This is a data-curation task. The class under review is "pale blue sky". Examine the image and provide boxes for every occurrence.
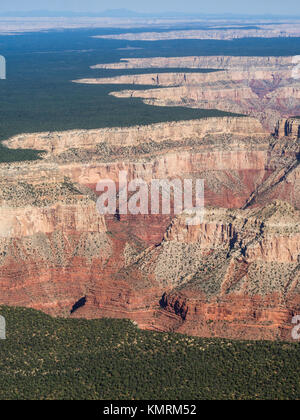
[0,0,299,15]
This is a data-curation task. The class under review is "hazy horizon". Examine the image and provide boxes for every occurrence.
[0,0,300,17]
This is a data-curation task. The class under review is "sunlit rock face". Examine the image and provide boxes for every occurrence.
[93,25,300,41]
[78,56,300,130]
[0,109,299,342]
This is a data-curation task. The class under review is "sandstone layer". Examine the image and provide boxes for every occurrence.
[94,23,300,40]
[83,56,300,129]
[0,116,299,341]
[3,117,268,154]
[91,56,294,70]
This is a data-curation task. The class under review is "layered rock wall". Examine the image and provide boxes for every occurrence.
[3,117,267,154]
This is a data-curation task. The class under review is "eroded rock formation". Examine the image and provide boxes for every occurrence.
[94,23,300,41]
[79,56,300,130]
[0,114,299,341]
[275,118,300,139]
[3,117,268,154]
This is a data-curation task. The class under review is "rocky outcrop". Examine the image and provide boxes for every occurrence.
[1,121,289,213]
[92,56,294,70]
[75,70,291,87]
[67,201,300,341]
[0,110,299,341]
[157,293,298,341]
[1,192,298,340]
[93,24,300,41]
[84,57,300,130]
[134,202,300,341]
[242,130,300,209]
[3,117,268,154]
[275,118,300,139]
[0,197,112,316]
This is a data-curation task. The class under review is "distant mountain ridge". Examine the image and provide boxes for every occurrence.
[0,9,299,19]
[0,9,144,18]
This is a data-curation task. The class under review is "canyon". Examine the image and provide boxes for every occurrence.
[0,110,299,341]
[78,56,300,130]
